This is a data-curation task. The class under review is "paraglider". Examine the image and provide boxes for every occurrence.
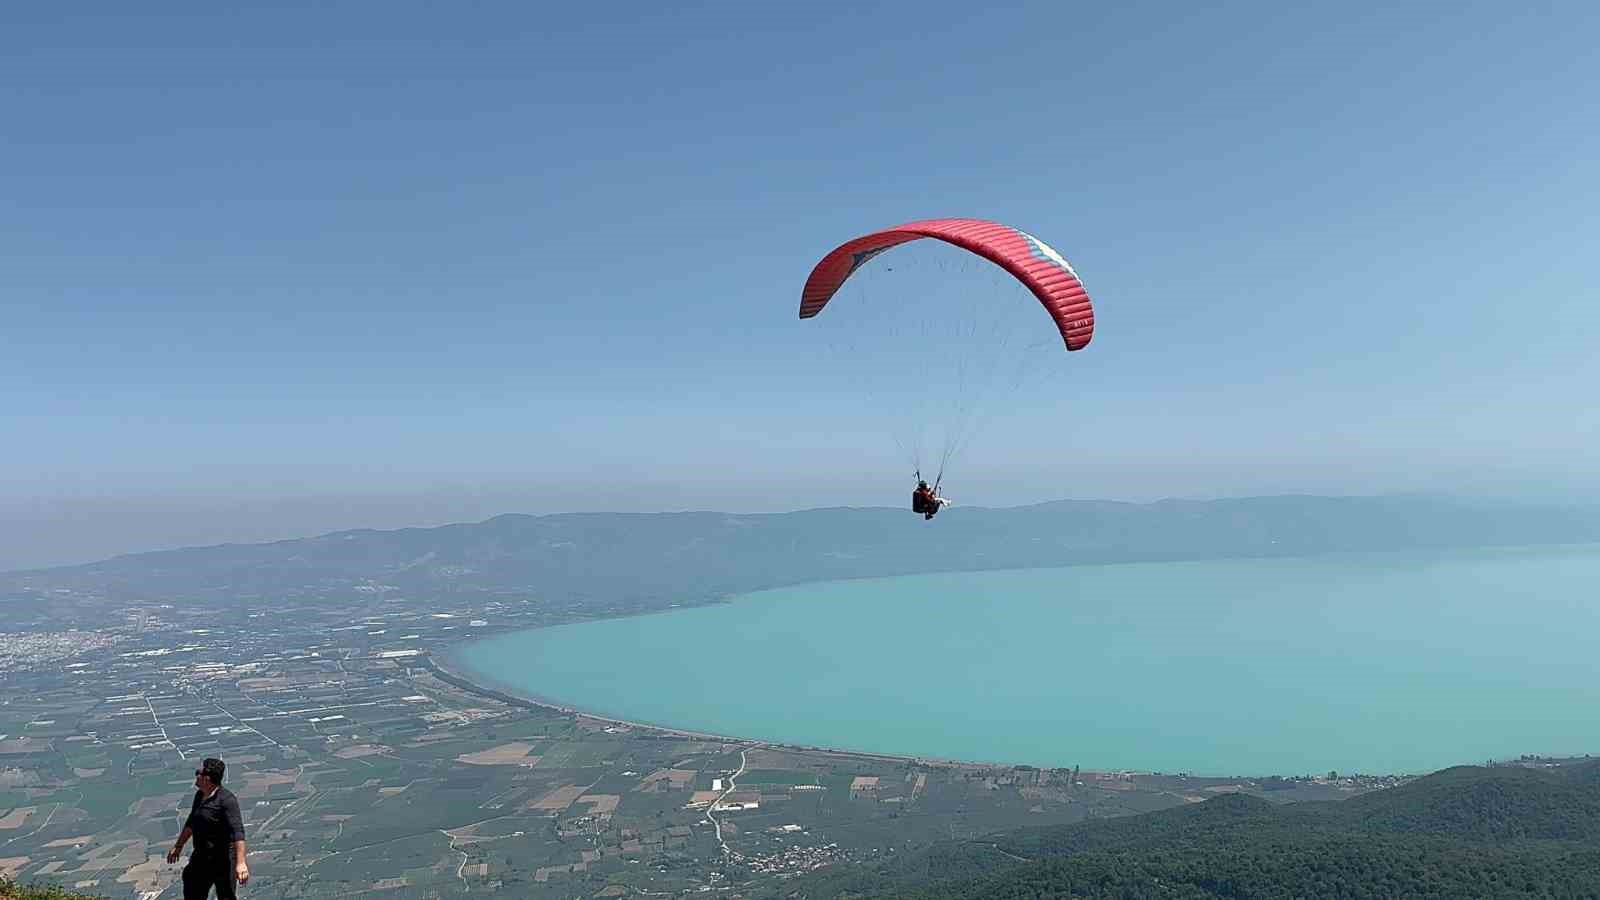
[911,478,949,520]
[799,218,1094,350]
[798,218,1095,519]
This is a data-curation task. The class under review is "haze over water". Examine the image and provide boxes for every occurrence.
[453,544,1600,776]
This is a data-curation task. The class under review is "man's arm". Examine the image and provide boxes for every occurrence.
[226,794,249,883]
[170,791,201,864]
[167,825,192,864]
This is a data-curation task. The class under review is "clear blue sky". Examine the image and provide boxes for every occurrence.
[4,1,1598,567]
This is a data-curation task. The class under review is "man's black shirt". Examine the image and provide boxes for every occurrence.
[185,786,244,861]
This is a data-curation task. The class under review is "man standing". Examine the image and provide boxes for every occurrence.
[167,757,249,898]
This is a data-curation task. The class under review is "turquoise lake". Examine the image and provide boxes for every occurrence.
[449,544,1600,776]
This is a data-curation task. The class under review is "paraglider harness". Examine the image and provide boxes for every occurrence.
[911,470,946,519]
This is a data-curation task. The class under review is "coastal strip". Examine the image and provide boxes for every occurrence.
[418,651,1035,773]
[420,652,756,744]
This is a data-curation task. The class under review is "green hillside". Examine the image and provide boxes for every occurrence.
[779,761,1600,899]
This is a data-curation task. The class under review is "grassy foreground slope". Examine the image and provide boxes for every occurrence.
[0,881,100,900]
[777,761,1600,899]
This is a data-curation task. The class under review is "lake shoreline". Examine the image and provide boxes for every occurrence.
[430,544,1600,778]
[425,648,1076,774]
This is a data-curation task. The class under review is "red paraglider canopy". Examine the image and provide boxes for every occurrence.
[798,218,1094,351]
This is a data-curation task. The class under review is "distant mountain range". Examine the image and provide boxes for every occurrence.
[778,760,1600,898]
[6,495,1600,610]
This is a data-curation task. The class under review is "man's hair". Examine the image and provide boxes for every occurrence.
[201,758,226,784]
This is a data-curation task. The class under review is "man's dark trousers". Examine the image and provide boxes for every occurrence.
[182,857,237,900]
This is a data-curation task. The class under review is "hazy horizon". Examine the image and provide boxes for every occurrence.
[8,481,1600,573]
[7,463,1600,571]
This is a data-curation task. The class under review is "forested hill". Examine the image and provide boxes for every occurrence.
[778,760,1600,899]
[7,496,1600,609]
